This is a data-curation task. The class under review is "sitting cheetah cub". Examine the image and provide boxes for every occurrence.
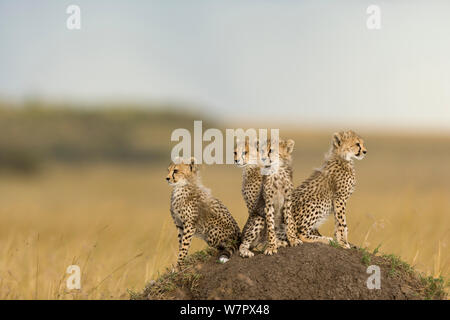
[166,157,241,267]
[240,138,301,256]
[291,130,367,248]
[234,139,290,258]
[233,139,262,216]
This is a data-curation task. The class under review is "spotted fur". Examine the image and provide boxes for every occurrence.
[291,130,367,248]
[166,158,241,266]
[235,139,301,257]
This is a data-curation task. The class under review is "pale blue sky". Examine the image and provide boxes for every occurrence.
[1,0,449,130]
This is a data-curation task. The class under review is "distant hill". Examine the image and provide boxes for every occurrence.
[0,100,214,172]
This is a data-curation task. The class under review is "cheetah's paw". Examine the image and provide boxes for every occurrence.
[276,239,289,248]
[264,245,278,256]
[289,238,303,247]
[340,242,351,249]
[239,247,255,258]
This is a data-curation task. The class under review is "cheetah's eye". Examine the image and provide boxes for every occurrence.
[243,151,248,155]
[233,151,237,156]
[173,169,178,174]
[356,143,360,147]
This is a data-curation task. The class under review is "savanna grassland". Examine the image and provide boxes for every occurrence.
[0,103,448,299]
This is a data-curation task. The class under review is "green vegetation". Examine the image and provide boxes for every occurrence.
[361,248,447,300]
[420,275,447,300]
[360,248,372,266]
[372,244,381,255]
[382,253,414,277]
[328,239,341,248]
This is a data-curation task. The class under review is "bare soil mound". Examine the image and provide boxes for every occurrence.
[133,243,446,300]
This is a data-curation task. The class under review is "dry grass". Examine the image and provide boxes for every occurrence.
[0,132,449,299]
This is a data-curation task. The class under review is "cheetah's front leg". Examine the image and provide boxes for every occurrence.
[177,222,195,266]
[333,198,350,249]
[264,199,278,255]
[283,192,302,247]
[176,225,183,251]
[275,228,288,248]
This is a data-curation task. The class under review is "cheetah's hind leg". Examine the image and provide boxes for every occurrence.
[239,215,265,258]
[299,231,333,245]
[311,228,322,237]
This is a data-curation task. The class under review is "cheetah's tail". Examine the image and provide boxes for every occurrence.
[217,232,241,262]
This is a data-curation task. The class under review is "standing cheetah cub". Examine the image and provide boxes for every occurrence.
[166,157,241,267]
[291,130,367,248]
[234,139,291,258]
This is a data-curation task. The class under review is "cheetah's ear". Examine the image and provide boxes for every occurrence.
[189,157,199,173]
[286,139,295,154]
[333,132,342,148]
[253,138,259,151]
[173,156,183,165]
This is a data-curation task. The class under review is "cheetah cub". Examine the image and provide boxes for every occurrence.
[234,139,291,258]
[291,130,367,248]
[233,139,262,216]
[166,157,241,267]
[259,138,302,255]
[240,139,301,256]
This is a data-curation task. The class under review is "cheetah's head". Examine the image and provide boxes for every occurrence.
[331,130,367,161]
[166,157,199,186]
[234,138,258,167]
[259,138,295,169]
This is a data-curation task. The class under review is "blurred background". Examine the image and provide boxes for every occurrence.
[0,0,448,299]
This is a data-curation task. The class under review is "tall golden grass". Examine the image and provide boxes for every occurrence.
[0,131,448,299]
